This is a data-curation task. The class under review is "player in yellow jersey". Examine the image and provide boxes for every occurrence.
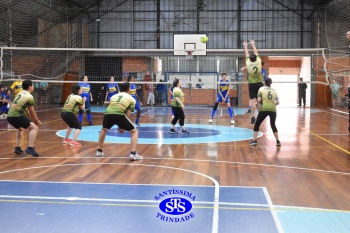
[96,82,143,160]
[169,78,189,135]
[7,79,42,157]
[243,40,264,124]
[61,85,86,146]
[249,78,281,147]
[10,75,23,96]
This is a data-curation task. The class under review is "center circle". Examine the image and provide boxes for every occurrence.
[106,126,221,138]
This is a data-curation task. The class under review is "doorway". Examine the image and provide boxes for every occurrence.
[270,75,310,107]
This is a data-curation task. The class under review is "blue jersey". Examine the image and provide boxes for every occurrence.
[106,83,119,95]
[130,83,137,97]
[79,82,91,100]
[129,83,141,110]
[262,68,267,81]
[219,80,229,95]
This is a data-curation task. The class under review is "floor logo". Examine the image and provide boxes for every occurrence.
[154,188,195,222]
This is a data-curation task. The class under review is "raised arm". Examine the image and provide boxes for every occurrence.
[243,41,249,57]
[250,40,259,56]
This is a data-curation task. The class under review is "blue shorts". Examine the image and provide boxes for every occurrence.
[84,100,91,110]
[216,93,230,103]
[132,96,141,111]
[107,93,117,101]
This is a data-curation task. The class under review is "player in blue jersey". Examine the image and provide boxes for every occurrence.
[78,76,93,126]
[127,76,142,127]
[105,76,119,102]
[208,73,235,125]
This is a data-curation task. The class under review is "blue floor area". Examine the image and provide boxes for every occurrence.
[1,181,348,232]
[56,123,263,144]
[0,181,280,233]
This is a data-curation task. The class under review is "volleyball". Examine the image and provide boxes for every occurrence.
[201,36,208,43]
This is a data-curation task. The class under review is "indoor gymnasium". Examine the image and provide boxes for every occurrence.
[0,0,349,232]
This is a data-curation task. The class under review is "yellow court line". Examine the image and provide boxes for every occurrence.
[309,129,350,155]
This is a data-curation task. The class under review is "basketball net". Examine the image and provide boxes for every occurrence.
[185,51,193,59]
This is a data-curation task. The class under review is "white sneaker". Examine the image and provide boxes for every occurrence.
[208,118,213,123]
[231,119,235,125]
[96,150,104,157]
[130,153,143,161]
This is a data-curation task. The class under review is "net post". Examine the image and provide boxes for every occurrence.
[0,47,2,80]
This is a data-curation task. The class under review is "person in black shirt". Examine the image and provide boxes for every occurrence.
[298,77,307,107]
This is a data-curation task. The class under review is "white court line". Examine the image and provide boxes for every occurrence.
[0,162,220,233]
[140,109,155,116]
[263,187,284,233]
[0,195,269,207]
[0,157,350,176]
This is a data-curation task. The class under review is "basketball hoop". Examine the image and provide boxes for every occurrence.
[185,51,193,59]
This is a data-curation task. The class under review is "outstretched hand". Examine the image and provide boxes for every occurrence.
[242,41,248,47]
[250,40,255,45]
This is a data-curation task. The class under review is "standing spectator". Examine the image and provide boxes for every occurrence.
[7,79,42,157]
[330,79,340,107]
[346,82,350,133]
[196,78,203,89]
[298,77,307,107]
[105,76,119,102]
[136,83,143,102]
[96,82,143,161]
[147,83,155,105]
[97,85,105,106]
[156,79,166,105]
[169,78,189,135]
[249,78,281,147]
[38,81,49,104]
[0,86,6,118]
[78,76,93,125]
[61,84,86,146]
[4,89,11,115]
[10,75,23,96]
[243,40,264,124]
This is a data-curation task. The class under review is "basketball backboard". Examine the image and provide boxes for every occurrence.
[174,34,207,56]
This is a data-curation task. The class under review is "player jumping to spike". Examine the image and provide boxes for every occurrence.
[243,40,264,124]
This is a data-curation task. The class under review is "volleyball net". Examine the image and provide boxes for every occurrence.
[0,47,345,108]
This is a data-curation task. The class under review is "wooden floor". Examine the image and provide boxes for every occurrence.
[0,104,350,213]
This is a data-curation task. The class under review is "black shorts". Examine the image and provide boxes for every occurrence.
[7,116,32,129]
[249,82,264,99]
[61,112,81,129]
[102,114,135,131]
